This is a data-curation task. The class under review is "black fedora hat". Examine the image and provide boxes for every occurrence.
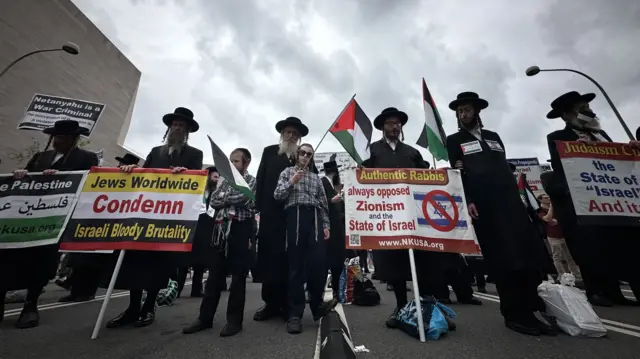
[162,107,199,132]
[275,116,309,137]
[448,92,489,111]
[546,91,596,119]
[373,107,408,130]
[42,120,89,136]
[114,153,140,166]
[323,160,340,172]
[206,166,218,173]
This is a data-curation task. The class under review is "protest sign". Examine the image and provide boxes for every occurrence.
[17,94,106,136]
[315,151,357,184]
[558,141,640,226]
[344,168,476,253]
[507,157,544,194]
[59,168,207,252]
[0,171,86,249]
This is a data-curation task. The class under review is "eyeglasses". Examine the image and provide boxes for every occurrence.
[298,150,313,158]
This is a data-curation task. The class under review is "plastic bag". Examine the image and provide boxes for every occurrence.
[538,281,606,337]
[397,297,456,340]
[156,279,179,307]
[338,257,361,304]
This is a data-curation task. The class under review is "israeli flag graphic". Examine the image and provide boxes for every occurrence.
[412,192,468,229]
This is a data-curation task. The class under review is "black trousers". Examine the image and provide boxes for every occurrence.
[494,269,545,321]
[329,265,342,293]
[69,265,101,297]
[359,251,369,273]
[286,206,326,319]
[435,269,474,301]
[198,219,251,325]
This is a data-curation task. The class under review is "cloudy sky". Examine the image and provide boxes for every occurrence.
[72,0,640,173]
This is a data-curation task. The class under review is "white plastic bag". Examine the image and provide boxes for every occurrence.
[538,281,606,337]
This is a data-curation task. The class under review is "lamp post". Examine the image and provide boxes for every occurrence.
[525,65,634,140]
[0,42,79,80]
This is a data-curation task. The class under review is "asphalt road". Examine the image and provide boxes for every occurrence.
[2,279,640,359]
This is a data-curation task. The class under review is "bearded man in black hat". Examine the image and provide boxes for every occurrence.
[546,91,640,306]
[445,92,553,336]
[105,107,203,329]
[320,156,346,298]
[362,107,445,329]
[254,116,314,322]
[0,120,98,329]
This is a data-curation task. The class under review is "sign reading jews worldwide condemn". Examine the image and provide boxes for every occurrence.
[17,94,106,136]
[558,141,640,226]
[0,172,86,249]
[59,168,207,252]
[344,168,476,253]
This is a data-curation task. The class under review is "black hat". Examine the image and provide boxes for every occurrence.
[162,107,199,132]
[43,120,89,136]
[323,160,340,173]
[275,117,309,137]
[206,166,218,173]
[114,153,140,165]
[508,162,517,172]
[373,107,408,130]
[546,91,596,119]
[448,92,489,111]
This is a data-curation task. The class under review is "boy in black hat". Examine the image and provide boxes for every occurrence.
[446,92,553,336]
[0,120,98,329]
[106,107,203,329]
[546,91,640,306]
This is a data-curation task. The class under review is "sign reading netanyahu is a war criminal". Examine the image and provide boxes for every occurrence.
[59,167,207,252]
[557,141,640,227]
[344,168,477,253]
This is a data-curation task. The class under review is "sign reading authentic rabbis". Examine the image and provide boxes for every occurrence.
[17,94,106,136]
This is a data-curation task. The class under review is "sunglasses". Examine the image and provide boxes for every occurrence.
[298,150,313,158]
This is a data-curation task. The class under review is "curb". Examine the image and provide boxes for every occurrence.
[319,308,356,359]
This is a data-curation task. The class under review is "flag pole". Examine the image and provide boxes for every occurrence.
[432,155,437,169]
[314,93,356,151]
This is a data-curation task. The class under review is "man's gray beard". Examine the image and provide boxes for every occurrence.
[278,141,298,157]
[165,130,186,148]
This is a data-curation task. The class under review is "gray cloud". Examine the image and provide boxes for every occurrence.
[72,0,640,171]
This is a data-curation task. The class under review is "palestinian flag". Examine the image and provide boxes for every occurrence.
[517,173,539,211]
[329,97,373,165]
[207,135,255,200]
[416,78,449,161]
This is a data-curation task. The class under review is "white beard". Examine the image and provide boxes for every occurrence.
[278,141,298,157]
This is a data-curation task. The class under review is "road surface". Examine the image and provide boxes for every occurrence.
[2,278,639,358]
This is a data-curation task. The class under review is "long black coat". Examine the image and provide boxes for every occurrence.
[546,125,614,274]
[321,176,346,269]
[106,144,203,291]
[255,145,295,284]
[446,129,548,275]
[189,188,218,268]
[361,139,446,282]
[0,147,98,290]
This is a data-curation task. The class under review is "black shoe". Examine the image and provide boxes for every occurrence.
[371,273,377,280]
[15,305,40,329]
[533,316,558,336]
[477,286,487,293]
[253,305,280,321]
[182,320,212,334]
[459,297,482,305]
[588,294,614,307]
[505,320,540,336]
[313,298,338,322]
[134,311,155,327]
[385,307,400,329]
[58,294,94,303]
[286,317,302,334]
[106,310,139,328]
[220,322,242,337]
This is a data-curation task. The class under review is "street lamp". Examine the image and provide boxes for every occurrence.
[0,42,80,79]
[526,65,634,140]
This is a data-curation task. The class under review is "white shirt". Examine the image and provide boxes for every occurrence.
[386,138,398,151]
[52,153,63,164]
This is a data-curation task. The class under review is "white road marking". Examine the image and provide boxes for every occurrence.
[472,291,640,338]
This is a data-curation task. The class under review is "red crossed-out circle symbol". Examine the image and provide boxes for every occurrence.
[421,190,459,232]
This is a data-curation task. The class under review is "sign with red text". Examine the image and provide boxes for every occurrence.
[507,157,545,195]
[344,168,477,253]
[558,141,640,226]
[59,167,207,252]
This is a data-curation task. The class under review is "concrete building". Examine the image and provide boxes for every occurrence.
[0,0,141,172]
